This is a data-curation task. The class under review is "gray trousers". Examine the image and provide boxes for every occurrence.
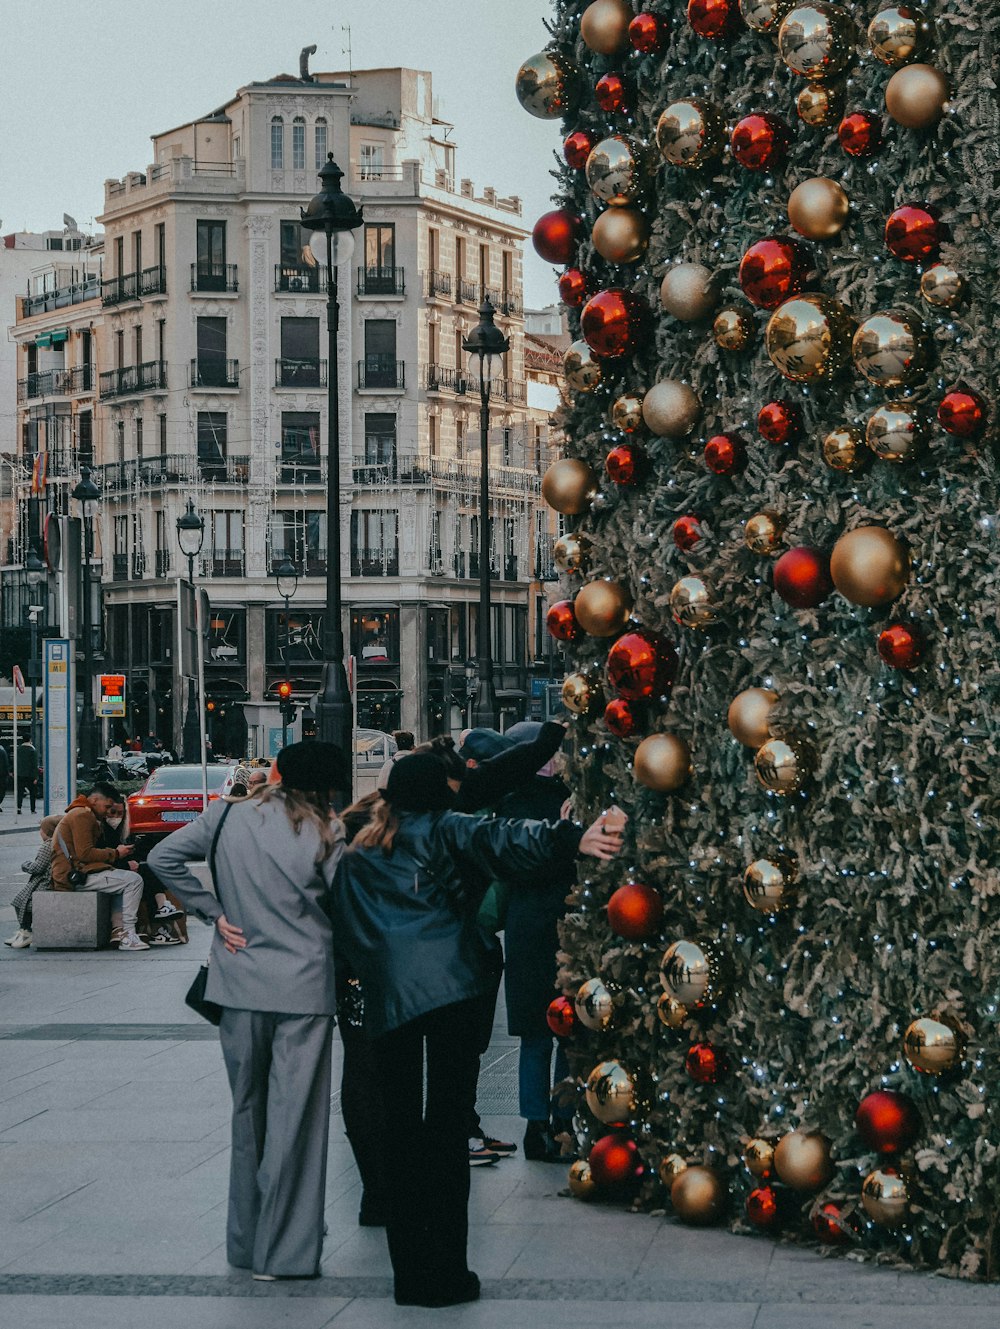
[218,1008,334,1276]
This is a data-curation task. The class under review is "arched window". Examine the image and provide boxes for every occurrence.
[270,116,284,169]
[292,116,306,170]
[314,117,327,169]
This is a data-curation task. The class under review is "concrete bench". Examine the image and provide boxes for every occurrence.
[32,891,112,950]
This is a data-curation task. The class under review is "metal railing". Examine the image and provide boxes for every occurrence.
[190,358,240,389]
[276,458,326,484]
[357,357,405,390]
[202,549,245,577]
[424,364,467,394]
[97,453,250,491]
[99,360,167,399]
[21,275,100,316]
[426,270,452,298]
[139,265,167,297]
[17,365,94,402]
[351,547,400,577]
[456,277,478,304]
[270,551,328,576]
[102,272,139,306]
[112,554,129,582]
[495,379,527,404]
[275,358,327,388]
[155,549,172,577]
[350,452,540,495]
[275,263,326,293]
[190,262,239,293]
[357,266,405,296]
[498,289,523,317]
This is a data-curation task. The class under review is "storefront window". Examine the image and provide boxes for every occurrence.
[351,608,399,664]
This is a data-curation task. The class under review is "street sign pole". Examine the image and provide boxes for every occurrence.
[196,588,209,813]
[43,640,75,816]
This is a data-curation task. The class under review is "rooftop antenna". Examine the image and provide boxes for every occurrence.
[341,25,353,81]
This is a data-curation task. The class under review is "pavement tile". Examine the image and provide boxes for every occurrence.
[327,1298,759,1327]
[0,1296,351,1328]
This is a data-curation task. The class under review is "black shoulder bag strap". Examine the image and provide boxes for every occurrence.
[207,800,234,910]
[183,801,235,1027]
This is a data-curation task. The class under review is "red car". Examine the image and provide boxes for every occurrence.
[127,763,237,851]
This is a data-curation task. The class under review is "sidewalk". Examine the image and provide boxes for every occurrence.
[2,918,1000,1326]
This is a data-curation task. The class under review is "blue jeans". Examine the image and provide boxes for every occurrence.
[518,1034,570,1122]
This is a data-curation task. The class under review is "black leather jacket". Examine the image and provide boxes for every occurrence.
[332,808,583,1038]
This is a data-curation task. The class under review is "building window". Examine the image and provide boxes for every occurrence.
[363,413,396,471]
[280,411,320,476]
[279,317,321,385]
[78,411,93,465]
[270,510,325,575]
[197,411,227,478]
[502,426,512,466]
[195,219,227,289]
[363,319,397,387]
[292,117,306,170]
[209,510,243,559]
[270,116,284,169]
[351,609,399,663]
[115,235,124,277]
[233,135,241,160]
[350,510,399,576]
[365,223,395,272]
[314,118,327,168]
[428,413,438,458]
[359,143,384,180]
[136,417,144,456]
[196,316,228,386]
[116,420,125,464]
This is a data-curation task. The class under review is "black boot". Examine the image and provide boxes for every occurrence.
[523,1120,561,1162]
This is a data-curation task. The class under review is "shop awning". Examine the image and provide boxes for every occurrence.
[34,328,68,348]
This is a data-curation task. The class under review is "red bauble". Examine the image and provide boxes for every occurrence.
[938,388,986,437]
[877,624,923,670]
[629,11,668,52]
[688,0,737,39]
[581,289,648,358]
[685,1043,727,1084]
[559,267,590,308]
[606,442,643,485]
[838,112,881,158]
[757,399,802,446]
[855,1090,920,1155]
[546,994,577,1037]
[589,1134,643,1188]
[731,114,791,172]
[746,1185,781,1230]
[885,205,945,264]
[604,697,642,738]
[607,629,678,699]
[607,881,664,941]
[773,546,832,609]
[739,236,812,310]
[672,514,705,551]
[533,209,582,265]
[563,129,598,171]
[595,72,630,114]
[704,433,747,476]
[813,1201,852,1245]
[546,599,580,643]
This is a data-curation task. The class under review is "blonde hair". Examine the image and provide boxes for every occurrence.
[254,784,341,862]
[345,793,400,855]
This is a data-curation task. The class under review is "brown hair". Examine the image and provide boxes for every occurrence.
[254,785,341,862]
[345,794,400,856]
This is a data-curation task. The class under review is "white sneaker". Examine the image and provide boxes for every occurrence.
[154,901,183,920]
[118,931,150,952]
[149,927,182,946]
[4,929,32,949]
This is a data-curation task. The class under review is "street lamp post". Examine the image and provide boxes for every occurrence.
[176,498,205,761]
[300,156,364,760]
[275,558,299,750]
[24,546,45,753]
[71,467,100,770]
[462,297,510,729]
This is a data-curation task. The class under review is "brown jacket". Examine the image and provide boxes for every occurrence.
[51,797,118,890]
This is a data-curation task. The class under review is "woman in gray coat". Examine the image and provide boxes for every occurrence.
[149,741,347,1281]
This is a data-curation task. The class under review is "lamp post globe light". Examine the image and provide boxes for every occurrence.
[274,557,299,750]
[176,497,205,761]
[462,297,510,729]
[24,545,45,753]
[71,466,101,770]
[300,155,364,764]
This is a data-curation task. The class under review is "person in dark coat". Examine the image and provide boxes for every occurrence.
[0,743,9,809]
[16,737,39,813]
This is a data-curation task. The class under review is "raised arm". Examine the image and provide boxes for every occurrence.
[440,806,624,882]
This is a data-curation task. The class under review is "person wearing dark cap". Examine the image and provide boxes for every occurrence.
[333,752,625,1309]
[149,741,348,1282]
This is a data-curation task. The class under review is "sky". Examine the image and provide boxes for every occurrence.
[0,0,564,309]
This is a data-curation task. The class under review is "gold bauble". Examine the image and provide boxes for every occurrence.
[754,737,813,795]
[563,340,603,394]
[592,206,650,264]
[585,1059,637,1124]
[515,50,578,119]
[713,306,755,351]
[574,579,633,637]
[542,458,598,514]
[885,62,948,128]
[778,4,855,80]
[575,977,614,1031]
[660,939,723,1008]
[656,993,689,1028]
[765,293,854,383]
[659,1153,689,1187]
[920,262,964,310]
[562,672,598,715]
[553,532,591,576]
[852,309,927,388]
[671,1166,726,1224]
[868,5,925,65]
[862,1169,909,1227]
[568,1159,597,1198]
[740,0,792,32]
[773,1132,833,1191]
[728,687,779,747]
[822,425,868,473]
[670,575,718,629]
[745,1138,776,1178]
[611,392,645,434]
[743,856,798,912]
[660,263,720,322]
[830,525,909,607]
[655,99,725,169]
[634,733,691,792]
[744,512,785,555]
[903,1014,965,1074]
[586,135,647,208]
[866,402,924,463]
[787,177,850,241]
[796,81,841,126]
[580,0,634,54]
[641,379,702,437]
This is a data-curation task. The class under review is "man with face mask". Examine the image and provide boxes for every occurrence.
[98,801,184,947]
[51,783,147,951]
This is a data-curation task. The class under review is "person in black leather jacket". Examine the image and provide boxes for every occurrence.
[332,752,623,1310]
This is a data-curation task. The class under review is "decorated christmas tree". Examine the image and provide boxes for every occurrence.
[516,0,1000,1278]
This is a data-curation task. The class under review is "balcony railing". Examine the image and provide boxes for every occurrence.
[97,453,250,491]
[455,277,478,304]
[495,378,527,404]
[357,356,405,390]
[424,364,467,394]
[426,270,452,298]
[132,551,149,580]
[275,358,327,388]
[17,365,94,403]
[99,360,167,399]
[155,549,172,577]
[357,266,405,296]
[112,554,129,582]
[498,289,523,317]
[139,265,167,297]
[275,263,326,293]
[351,547,400,577]
[190,262,239,293]
[277,457,327,485]
[202,549,245,578]
[21,275,100,317]
[102,272,139,306]
[190,358,240,389]
[350,452,540,495]
[270,551,328,576]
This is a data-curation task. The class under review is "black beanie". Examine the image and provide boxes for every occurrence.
[276,740,349,792]
[384,752,454,811]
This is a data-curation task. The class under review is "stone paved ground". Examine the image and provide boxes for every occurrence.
[2,826,1000,1327]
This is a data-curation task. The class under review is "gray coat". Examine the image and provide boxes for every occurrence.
[149,795,344,1016]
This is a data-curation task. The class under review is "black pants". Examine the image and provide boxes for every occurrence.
[339,1014,388,1217]
[16,777,36,813]
[466,943,504,1139]
[371,998,481,1298]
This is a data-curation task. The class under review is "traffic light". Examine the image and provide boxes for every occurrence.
[277,680,296,724]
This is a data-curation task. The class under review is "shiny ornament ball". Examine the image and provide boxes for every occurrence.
[563,340,603,394]
[671,1166,726,1224]
[575,978,615,1031]
[658,1153,689,1187]
[704,433,748,475]
[920,262,964,309]
[797,82,841,126]
[672,514,705,551]
[574,579,633,637]
[533,208,582,264]
[559,267,590,307]
[642,379,703,437]
[606,441,643,485]
[728,687,779,747]
[773,1132,833,1191]
[542,458,597,514]
[554,532,591,576]
[838,110,882,156]
[593,208,650,264]
[754,737,814,794]
[813,1201,852,1244]
[607,629,678,700]
[630,11,669,52]
[903,1014,965,1074]
[660,938,722,1007]
[608,881,664,941]
[562,672,599,715]
[660,263,720,322]
[546,994,577,1037]
[938,388,987,437]
[862,1168,909,1227]
[757,399,801,445]
[868,5,925,65]
[563,129,598,171]
[686,1042,727,1084]
[568,1159,597,1198]
[866,402,923,463]
[885,204,944,263]
[852,310,927,388]
[634,733,692,792]
[595,72,630,115]
[670,575,718,628]
[589,1133,643,1188]
[778,4,855,79]
[731,113,791,171]
[745,1138,776,1178]
[787,177,850,240]
[581,289,648,358]
[656,99,726,168]
[856,1090,920,1154]
[743,856,798,912]
[612,392,645,434]
[747,1185,781,1229]
[586,136,647,208]
[823,425,869,472]
[546,600,580,642]
[740,0,792,32]
[604,697,642,738]
[739,236,813,310]
[585,1059,638,1124]
[580,0,634,54]
[688,0,738,39]
[773,545,832,607]
[713,306,756,351]
[830,526,909,607]
[657,994,689,1028]
[515,50,579,119]
[877,622,923,669]
[885,62,948,128]
[765,293,854,382]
